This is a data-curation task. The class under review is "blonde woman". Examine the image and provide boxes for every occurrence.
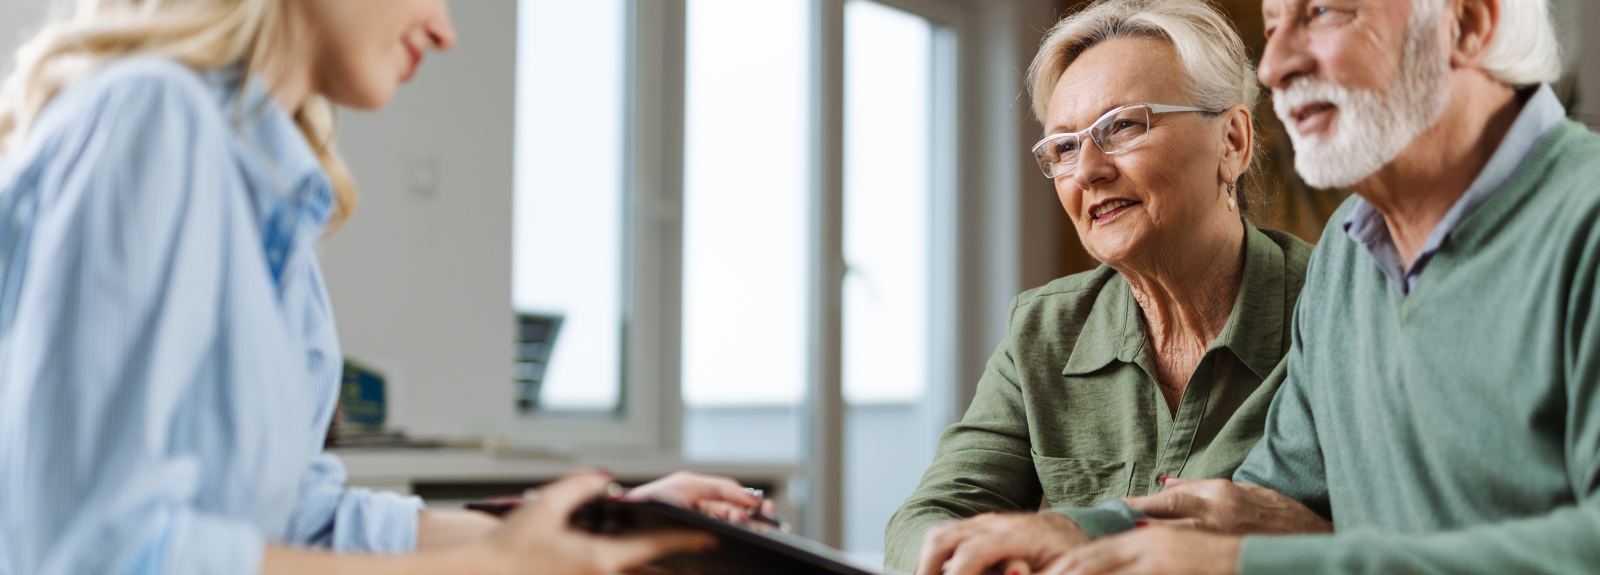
[0,1,756,574]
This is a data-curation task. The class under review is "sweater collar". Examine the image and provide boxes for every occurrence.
[1340,84,1566,295]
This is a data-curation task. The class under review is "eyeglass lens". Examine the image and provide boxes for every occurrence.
[1034,106,1153,178]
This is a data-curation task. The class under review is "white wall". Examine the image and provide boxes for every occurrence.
[0,0,48,71]
[319,1,519,439]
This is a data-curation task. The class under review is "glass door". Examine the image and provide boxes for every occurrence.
[677,0,961,552]
[679,0,812,461]
[841,0,945,558]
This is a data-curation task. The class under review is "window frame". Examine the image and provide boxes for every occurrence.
[508,0,685,451]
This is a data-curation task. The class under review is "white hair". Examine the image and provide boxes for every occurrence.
[1027,0,1262,211]
[1414,0,1563,85]
[1028,0,1259,124]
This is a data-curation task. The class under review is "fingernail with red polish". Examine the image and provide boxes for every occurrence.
[1134,520,1149,528]
[1158,475,1174,485]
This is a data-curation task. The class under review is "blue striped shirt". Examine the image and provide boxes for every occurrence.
[0,57,422,575]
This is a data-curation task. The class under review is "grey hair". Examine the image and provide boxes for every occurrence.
[1027,0,1263,214]
[1412,0,1562,86]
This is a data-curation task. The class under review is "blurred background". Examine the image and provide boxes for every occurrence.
[1,0,1596,563]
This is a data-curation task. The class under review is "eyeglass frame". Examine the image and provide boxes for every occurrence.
[1031,103,1220,179]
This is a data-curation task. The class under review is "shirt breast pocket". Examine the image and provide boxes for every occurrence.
[1031,453,1135,508]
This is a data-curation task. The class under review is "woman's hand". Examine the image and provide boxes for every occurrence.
[914,512,1089,575]
[1122,478,1332,535]
[621,471,773,524]
[261,472,715,575]
[481,471,718,575]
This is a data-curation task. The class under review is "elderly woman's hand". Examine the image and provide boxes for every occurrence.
[914,512,1089,575]
[1122,478,1332,535]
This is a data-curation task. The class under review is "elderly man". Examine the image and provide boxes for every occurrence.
[912,0,1600,573]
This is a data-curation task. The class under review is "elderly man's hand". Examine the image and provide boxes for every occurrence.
[1041,526,1240,575]
[915,512,1089,575]
[1123,478,1331,535]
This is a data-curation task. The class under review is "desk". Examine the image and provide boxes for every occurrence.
[333,448,806,528]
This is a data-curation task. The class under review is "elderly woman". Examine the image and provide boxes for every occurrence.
[883,0,1311,573]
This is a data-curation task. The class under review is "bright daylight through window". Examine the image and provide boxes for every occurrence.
[841,0,937,557]
[514,0,952,558]
[513,0,627,413]
[680,0,811,461]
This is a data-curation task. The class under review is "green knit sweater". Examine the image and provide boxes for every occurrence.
[1233,120,1600,573]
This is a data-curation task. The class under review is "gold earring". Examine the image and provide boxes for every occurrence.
[1226,184,1237,212]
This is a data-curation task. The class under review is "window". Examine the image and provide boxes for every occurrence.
[676,0,959,555]
[508,0,1048,548]
[680,0,811,462]
[512,0,627,413]
[841,0,939,557]
[843,1,932,408]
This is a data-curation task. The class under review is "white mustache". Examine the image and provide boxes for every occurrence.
[1272,78,1358,135]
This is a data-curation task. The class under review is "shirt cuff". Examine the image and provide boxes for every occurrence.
[331,487,424,554]
[162,509,266,575]
[1046,500,1147,538]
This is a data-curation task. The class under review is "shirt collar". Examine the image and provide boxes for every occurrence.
[1211,223,1288,378]
[202,66,336,232]
[1062,222,1288,379]
[1060,271,1146,377]
[1342,83,1567,294]
[200,67,336,287]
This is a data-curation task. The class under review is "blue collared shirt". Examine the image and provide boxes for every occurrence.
[0,58,421,575]
[1342,84,1568,295]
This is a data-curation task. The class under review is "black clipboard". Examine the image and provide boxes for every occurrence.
[468,498,900,575]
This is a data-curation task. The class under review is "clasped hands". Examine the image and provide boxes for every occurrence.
[915,478,1332,575]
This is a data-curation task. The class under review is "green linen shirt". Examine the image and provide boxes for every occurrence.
[1231,121,1600,573]
[883,223,1312,571]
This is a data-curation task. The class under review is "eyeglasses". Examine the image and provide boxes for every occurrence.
[1032,103,1217,179]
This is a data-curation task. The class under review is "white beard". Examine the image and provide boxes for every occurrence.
[1272,27,1452,189]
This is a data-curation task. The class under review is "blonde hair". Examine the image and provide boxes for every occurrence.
[0,0,358,230]
[1028,0,1263,214]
